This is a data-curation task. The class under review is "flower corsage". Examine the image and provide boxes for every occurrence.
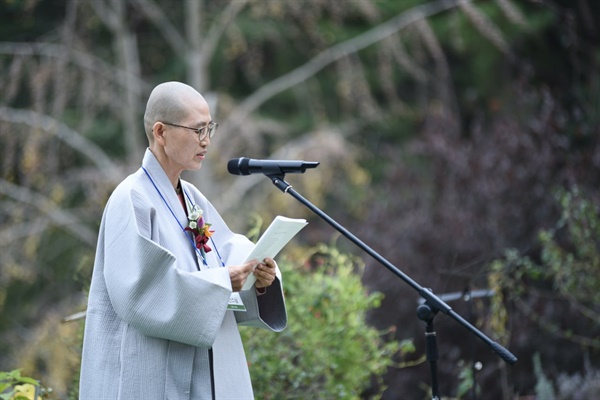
[185,204,214,255]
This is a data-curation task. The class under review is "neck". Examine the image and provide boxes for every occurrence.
[149,147,182,190]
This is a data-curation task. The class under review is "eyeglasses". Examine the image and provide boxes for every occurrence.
[162,121,218,140]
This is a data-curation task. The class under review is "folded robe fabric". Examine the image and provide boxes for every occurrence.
[79,149,287,400]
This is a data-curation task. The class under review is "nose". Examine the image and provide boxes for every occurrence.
[199,134,210,146]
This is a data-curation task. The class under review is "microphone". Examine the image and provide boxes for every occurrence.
[227,157,319,176]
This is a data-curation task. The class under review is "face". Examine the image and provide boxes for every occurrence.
[157,96,212,176]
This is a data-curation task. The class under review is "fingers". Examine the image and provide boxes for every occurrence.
[254,258,277,289]
[227,259,277,292]
[228,260,258,292]
[242,259,258,272]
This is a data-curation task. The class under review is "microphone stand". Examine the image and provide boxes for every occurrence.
[265,174,517,400]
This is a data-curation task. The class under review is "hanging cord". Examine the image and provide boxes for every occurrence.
[142,166,225,267]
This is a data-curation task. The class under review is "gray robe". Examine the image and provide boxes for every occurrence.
[79,150,287,399]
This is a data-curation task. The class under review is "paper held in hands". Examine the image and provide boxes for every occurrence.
[243,215,308,291]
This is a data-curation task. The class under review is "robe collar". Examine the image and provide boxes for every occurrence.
[141,148,188,223]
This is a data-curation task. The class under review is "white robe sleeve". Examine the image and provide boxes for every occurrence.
[102,186,233,348]
[207,218,288,332]
[236,277,287,331]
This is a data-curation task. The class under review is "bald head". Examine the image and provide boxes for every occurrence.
[143,81,207,143]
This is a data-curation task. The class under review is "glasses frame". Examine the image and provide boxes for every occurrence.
[161,121,218,140]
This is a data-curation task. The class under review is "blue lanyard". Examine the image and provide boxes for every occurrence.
[141,166,225,268]
[182,187,226,267]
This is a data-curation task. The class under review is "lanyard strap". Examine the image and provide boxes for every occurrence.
[141,166,224,267]
[183,189,225,267]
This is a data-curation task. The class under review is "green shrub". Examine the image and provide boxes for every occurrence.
[241,243,414,399]
[488,188,600,348]
[0,369,52,400]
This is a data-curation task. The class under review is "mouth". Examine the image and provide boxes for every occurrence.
[196,151,207,160]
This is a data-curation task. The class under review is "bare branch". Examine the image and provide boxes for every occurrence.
[0,179,98,247]
[130,0,187,54]
[0,216,51,247]
[117,30,144,162]
[415,19,450,79]
[460,2,511,55]
[111,8,145,162]
[185,0,203,90]
[495,0,527,27]
[0,42,151,93]
[384,36,429,83]
[89,0,119,31]
[0,107,121,182]
[89,0,145,162]
[227,0,469,128]
[0,55,25,105]
[337,55,380,118]
[201,0,249,67]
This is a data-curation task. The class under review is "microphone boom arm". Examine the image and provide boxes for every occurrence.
[266,173,517,373]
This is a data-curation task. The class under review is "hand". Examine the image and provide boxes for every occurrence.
[228,260,256,292]
[254,258,277,289]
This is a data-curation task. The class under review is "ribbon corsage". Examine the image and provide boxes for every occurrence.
[185,204,214,254]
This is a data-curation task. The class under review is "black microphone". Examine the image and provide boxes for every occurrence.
[227,157,319,176]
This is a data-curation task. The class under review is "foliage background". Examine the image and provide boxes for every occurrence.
[240,243,413,400]
[0,0,599,398]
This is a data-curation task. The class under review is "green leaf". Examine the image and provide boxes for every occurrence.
[16,377,39,386]
[9,370,22,379]
[241,243,405,399]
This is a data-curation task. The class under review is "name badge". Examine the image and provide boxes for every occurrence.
[228,293,246,312]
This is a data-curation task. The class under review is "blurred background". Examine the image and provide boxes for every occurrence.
[0,0,599,399]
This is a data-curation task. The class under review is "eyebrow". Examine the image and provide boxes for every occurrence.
[194,121,212,128]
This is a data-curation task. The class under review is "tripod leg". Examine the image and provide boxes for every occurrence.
[417,303,441,400]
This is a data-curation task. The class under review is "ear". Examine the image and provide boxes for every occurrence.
[153,121,167,145]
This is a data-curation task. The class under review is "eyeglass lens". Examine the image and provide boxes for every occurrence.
[203,122,217,139]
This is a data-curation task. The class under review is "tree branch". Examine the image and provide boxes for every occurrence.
[227,0,469,128]
[0,107,122,182]
[201,0,249,67]
[0,42,151,94]
[130,0,187,54]
[460,1,511,55]
[0,179,97,247]
[89,0,119,31]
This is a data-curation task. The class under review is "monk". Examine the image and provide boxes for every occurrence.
[79,81,287,399]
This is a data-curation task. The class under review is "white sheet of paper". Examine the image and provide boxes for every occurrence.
[242,216,308,290]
